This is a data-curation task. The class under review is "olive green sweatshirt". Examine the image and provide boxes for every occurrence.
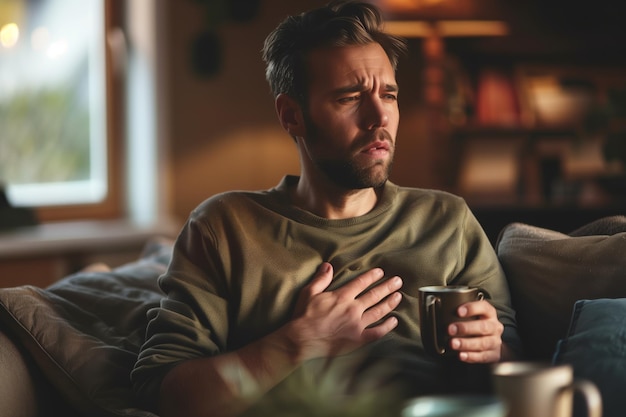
[132,176,519,410]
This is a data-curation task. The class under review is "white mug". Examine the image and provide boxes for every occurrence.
[492,362,602,417]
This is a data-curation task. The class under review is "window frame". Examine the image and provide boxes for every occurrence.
[31,0,124,223]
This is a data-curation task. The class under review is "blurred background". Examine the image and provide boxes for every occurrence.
[1,0,625,282]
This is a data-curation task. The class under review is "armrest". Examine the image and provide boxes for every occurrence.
[0,328,81,417]
[0,328,41,417]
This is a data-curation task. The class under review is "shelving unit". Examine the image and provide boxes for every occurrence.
[386,0,626,243]
[450,124,625,208]
[424,8,626,211]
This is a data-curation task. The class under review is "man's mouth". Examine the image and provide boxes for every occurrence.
[362,140,390,154]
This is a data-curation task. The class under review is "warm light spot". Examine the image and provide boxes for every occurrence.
[384,21,434,37]
[31,26,50,51]
[384,20,509,38]
[380,0,445,12]
[0,22,19,48]
[436,20,509,37]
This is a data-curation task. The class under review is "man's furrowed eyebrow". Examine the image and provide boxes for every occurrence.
[332,84,366,95]
[384,83,399,92]
[332,83,399,95]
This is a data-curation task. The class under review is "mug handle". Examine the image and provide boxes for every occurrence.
[426,295,446,355]
[557,379,602,417]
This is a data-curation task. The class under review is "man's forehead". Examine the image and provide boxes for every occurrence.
[306,43,395,86]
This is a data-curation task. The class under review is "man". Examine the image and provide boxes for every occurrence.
[132,2,520,416]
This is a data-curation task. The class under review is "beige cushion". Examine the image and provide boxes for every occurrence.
[495,220,626,360]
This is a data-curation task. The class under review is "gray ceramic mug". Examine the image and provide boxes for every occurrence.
[418,285,485,358]
[492,362,602,417]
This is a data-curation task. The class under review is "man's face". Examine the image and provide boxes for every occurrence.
[300,42,399,189]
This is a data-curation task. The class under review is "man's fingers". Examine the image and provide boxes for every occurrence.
[304,262,334,295]
[457,300,495,319]
[292,265,403,357]
[337,268,386,299]
[450,334,500,352]
[293,263,334,317]
[362,315,399,342]
[449,318,503,338]
[451,335,502,363]
[458,349,501,364]
[450,300,503,338]
[357,275,402,306]
[447,299,505,364]
[362,290,402,324]
[306,266,401,305]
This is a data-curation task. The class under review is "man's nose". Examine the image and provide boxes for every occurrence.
[363,96,389,130]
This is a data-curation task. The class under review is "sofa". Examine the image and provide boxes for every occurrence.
[1,217,625,417]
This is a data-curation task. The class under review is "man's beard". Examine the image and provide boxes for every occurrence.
[315,153,394,189]
[304,118,395,190]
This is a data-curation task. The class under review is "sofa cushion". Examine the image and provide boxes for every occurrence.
[553,298,626,417]
[495,217,626,360]
[0,238,172,417]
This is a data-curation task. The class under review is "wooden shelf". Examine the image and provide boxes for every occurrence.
[452,124,578,139]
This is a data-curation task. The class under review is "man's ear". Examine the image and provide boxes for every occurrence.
[275,94,305,137]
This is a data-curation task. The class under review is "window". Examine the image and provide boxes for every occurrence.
[0,0,121,221]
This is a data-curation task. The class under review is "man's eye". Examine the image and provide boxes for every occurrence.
[383,94,398,101]
[338,95,360,103]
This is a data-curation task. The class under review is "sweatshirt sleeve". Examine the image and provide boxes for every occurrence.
[455,203,523,357]
[131,211,230,412]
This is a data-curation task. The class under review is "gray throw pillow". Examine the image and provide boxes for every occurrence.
[0,239,172,417]
[495,220,626,360]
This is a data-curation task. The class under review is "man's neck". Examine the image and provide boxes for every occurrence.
[290,175,381,219]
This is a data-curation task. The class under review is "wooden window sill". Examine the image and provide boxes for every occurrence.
[0,219,180,287]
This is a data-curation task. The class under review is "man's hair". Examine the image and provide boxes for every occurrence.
[261,0,407,104]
